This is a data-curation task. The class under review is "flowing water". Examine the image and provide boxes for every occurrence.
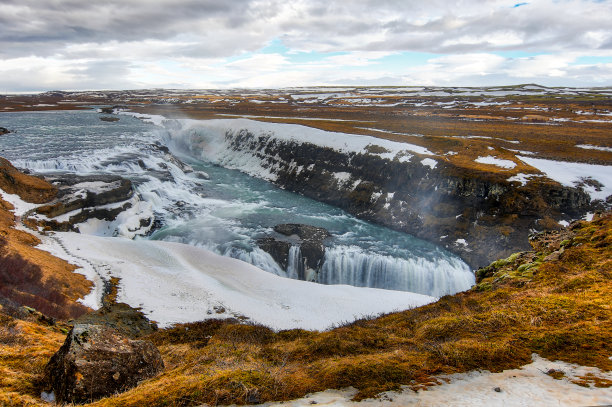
[0,110,474,297]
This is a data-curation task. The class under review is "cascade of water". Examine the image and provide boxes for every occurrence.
[318,246,474,297]
[286,246,303,280]
[0,111,475,298]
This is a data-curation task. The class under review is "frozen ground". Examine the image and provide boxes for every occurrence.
[1,187,435,330]
[518,155,612,201]
[39,231,436,331]
[256,355,612,407]
[474,155,517,169]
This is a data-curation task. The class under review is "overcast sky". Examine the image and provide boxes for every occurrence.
[1,0,611,92]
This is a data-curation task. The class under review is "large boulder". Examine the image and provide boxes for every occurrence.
[0,127,10,135]
[44,324,164,404]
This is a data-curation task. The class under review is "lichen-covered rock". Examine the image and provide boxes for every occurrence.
[44,324,164,404]
[74,303,158,339]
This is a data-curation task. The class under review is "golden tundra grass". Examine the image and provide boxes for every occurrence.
[1,214,610,406]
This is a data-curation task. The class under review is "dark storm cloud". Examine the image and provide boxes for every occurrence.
[0,0,258,57]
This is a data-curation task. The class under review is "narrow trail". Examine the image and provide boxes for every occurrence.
[21,207,113,307]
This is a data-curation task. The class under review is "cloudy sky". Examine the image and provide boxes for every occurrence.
[1,0,611,91]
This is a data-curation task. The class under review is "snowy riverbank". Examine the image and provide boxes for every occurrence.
[38,231,436,330]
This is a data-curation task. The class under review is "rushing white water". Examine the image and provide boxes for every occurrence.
[0,110,474,297]
[320,246,474,298]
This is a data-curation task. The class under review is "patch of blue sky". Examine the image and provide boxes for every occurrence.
[512,2,529,8]
[573,56,612,65]
[258,38,344,63]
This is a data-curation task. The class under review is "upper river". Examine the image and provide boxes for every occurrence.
[0,109,474,297]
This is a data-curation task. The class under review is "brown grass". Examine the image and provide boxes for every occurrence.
[1,213,609,406]
[0,159,92,319]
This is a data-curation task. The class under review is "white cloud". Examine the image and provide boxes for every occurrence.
[0,0,611,90]
[323,51,396,67]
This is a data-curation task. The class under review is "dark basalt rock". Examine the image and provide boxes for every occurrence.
[43,324,164,404]
[24,173,155,236]
[258,224,330,280]
[257,237,292,269]
[37,174,133,218]
[99,105,126,114]
[274,223,331,242]
[99,116,120,122]
[220,129,595,268]
[34,174,133,225]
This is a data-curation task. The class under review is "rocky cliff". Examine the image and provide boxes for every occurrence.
[216,128,592,268]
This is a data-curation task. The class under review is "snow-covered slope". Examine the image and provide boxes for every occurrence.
[41,232,435,331]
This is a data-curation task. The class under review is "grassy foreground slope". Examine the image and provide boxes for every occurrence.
[0,158,91,321]
[0,209,610,405]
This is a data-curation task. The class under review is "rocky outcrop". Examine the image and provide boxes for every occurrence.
[0,127,10,135]
[258,224,330,280]
[221,130,592,268]
[36,174,133,218]
[44,324,164,404]
[27,173,153,236]
[0,157,57,203]
[99,116,120,122]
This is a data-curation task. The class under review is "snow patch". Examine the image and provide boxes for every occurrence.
[334,172,352,183]
[475,156,517,169]
[0,190,40,216]
[263,354,612,407]
[119,111,167,127]
[421,158,438,169]
[455,239,468,246]
[518,156,612,201]
[507,173,542,186]
[576,144,612,153]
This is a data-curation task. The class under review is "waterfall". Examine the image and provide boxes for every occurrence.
[318,246,474,297]
[286,246,303,280]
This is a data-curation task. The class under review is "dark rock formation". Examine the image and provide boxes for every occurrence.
[0,127,10,135]
[28,174,152,234]
[222,129,593,268]
[258,224,330,280]
[257,237,292,269]
[99,105,126,114]
[36,174,133,218]
[44,324,164,404]
[99,116,120,122]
